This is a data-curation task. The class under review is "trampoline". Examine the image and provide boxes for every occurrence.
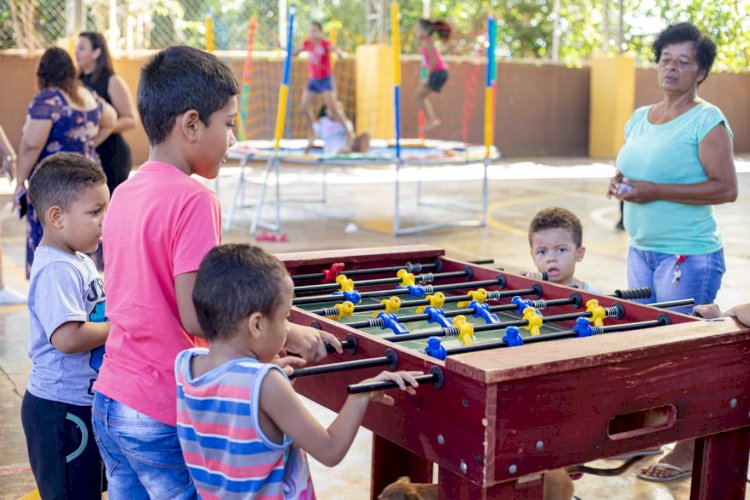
[223,138,501,236]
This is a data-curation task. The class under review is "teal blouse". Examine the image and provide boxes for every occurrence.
[616,101,732,255]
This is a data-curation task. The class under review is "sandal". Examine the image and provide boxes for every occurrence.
[637,462,692,482]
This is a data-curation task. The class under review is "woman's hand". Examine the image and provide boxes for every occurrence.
[614,178,659,204]
[13,182,25,210]
[607,169,624,199]
[1,157,15,181]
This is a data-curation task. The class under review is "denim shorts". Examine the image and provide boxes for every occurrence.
[307,75,334,93]
[91,392,197,500]
[627,247,725,313]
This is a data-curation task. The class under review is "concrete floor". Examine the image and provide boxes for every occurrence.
[0,156,748,499]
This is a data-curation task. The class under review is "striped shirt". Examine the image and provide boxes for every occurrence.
[176,348,315,500]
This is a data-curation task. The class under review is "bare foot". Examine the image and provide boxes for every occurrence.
[424,119,441,131]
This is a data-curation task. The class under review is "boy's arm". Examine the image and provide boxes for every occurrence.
[260,369,419,467]
[51,321,109,354]
[285,322,342,362]
[175,271,205,337]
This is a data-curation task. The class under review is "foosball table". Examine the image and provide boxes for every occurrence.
[279,245,750,499]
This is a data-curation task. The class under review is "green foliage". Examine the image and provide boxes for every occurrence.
[1,0,748,70]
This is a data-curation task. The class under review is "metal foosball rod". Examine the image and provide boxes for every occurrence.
[381,303,625,343]
[294,269,471,294]
[291,259,495,282]
[445,315,673,356]
[347,366,444,393]
[292,277,506,306]
[290,349,398,379]
[309,284,543,316]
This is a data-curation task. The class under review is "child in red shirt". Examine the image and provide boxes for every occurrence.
[296,21,354,144]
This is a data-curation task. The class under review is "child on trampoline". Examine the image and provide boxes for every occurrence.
[296,21,354,144]
[176,244,421,498]
[415,18,452,131]
[309,102,370,156]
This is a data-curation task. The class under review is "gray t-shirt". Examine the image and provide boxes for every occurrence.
[27,246,106,406]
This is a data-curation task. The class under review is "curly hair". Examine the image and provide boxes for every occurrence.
[36,47,82,106]
[36,47,83,106]
[652,22,717,85]
[528,207,583,248]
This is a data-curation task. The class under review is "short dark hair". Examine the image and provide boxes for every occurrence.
[528,207,583,248]
[653,22,716,84]
[137,45,239,145]
[28,153,107,223]
[311,21,323,31]
[37,47,83,106]
[193,244,291,342]
[78,32,114,84]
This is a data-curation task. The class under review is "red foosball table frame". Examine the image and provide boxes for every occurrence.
[279,245,750,499]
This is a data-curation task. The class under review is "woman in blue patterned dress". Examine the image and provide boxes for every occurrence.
[15,47,115,277]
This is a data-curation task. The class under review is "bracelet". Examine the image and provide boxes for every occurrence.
[4,154,16,162]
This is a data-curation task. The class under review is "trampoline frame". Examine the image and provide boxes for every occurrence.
[221,141,500,236]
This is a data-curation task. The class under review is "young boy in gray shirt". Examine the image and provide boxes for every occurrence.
[21,152,110,499]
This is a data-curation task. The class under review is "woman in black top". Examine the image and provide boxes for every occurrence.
[75,32,136,193]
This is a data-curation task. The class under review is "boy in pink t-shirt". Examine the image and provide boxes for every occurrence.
[91,46,342,500]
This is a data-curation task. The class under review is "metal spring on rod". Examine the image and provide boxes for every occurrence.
[418,272,435,283]
[487,291,502,300]
[532,299,548,310]
[444,327,460,338]
[369,318,385,328]
[321,307,338,317]
[605,307,620,318]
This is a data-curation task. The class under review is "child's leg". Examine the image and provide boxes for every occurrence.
[322,90,355,140]
[64,403,104,499]
[351,132,371,153]
[92,393,196,500]
[22,391,103,500]
[300,89,316,128]
[414,86,440,129]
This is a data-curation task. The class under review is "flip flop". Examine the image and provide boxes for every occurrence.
[610,447,663,461]
[637,462,692,482]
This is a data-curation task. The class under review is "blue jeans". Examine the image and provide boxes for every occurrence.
[627,247,725,313]
[91,392,197,500]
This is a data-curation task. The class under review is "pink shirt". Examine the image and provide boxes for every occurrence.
[94,161,221,425]
[302,39,331,79]
[421,44,448,72]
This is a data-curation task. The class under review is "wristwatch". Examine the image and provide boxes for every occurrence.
[4,154,16,162]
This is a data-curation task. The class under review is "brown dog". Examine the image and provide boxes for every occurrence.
[378,469,574,500]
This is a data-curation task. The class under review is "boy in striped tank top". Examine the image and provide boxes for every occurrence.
[176,244,421,499]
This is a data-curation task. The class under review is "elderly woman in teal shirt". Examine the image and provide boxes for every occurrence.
[609,22,738,482]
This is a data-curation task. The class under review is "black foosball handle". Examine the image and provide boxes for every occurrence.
[347,366,444,393]
[325,335,357,354]
[613,287,653,300]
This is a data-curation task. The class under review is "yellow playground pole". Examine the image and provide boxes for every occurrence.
[274,5,295,150]
[205,16,215,52]
[391,1,402,158]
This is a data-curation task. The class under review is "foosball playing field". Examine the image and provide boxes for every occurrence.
[280,245,750,500]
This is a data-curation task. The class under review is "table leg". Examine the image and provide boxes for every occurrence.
[370,434,432,499]
[690,427,750,500]
[437,467,544,499]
